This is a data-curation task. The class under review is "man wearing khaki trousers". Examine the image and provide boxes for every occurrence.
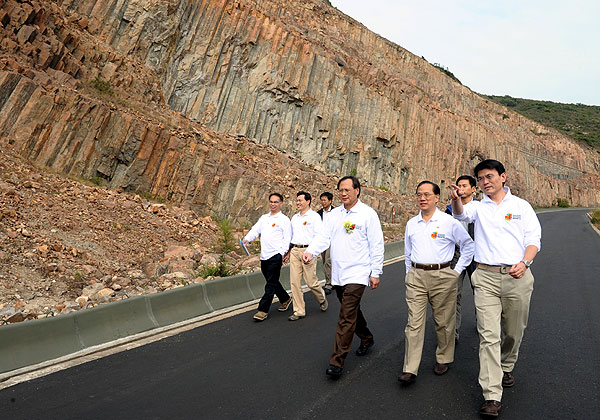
[451,159,541,418]
[285,191,328,321]
[398,181,474,385]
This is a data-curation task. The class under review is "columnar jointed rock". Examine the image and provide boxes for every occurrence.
[1,0,599,209]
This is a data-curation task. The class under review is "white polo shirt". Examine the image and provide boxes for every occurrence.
[306,200,384,286]
[454,187,541,265]
[404,208,475,274]
[291,209,323,245]
[243,211,291,260]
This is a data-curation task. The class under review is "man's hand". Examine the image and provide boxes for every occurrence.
[449,184,463,201]
[369,276,380,290]
[508,262,527,279]
[302,252,313,264]
[282,252,290,265]
[242,239,249,246]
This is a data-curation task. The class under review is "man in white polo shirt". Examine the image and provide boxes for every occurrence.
[398,181,474,385]
[451,159,541,418]
[303,176,384,380]
[285,191,328,321]
[243,193,292,322]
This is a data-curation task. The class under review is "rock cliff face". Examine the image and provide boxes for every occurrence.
[1,0,599,210]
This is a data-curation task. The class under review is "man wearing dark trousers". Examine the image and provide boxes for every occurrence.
[317,192,335,295]
[243,193,292,322]
[303,176,384,379]
[451,160,541,418]
[445,175,478,342]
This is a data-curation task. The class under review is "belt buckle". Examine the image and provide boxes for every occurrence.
[500,265,510,274]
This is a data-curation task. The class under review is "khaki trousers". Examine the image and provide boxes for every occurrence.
[289,247,326,316]
[321,248,332,289]
[403,267,458,374]
[472,267,534,401]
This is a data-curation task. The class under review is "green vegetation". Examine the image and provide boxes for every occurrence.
[349,168,357,176]
[139,191,165,203]
[485,95,600,151]
[90,77,114,96]
[432,63,461,84]
[556,198,570,208]
[198,219,237,278]
[590,209,600,229]
[378,185,389,191]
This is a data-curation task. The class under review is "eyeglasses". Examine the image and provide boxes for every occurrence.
[416,192,435,199]
[477,174,497,183]
[269,200,281,204]
[338,188,355,194]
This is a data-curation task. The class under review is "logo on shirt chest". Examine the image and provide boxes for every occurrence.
[505,213,521,221]
[303,221,307,226]
[431,231,446,239]
[272,223,277,227]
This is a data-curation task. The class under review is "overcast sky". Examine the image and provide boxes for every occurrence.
[330,0,600,106]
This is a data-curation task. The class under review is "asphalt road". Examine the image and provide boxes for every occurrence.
[1,209,599,419]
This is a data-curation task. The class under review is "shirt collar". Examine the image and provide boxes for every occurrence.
[342,199,363,214]
[482,186,512,204]
[417,207,442,223]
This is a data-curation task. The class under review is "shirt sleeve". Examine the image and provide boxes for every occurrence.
[522,202,542,251]
[244,216,263,242]
[404,222,412,274]
[306,212,332,257]
[454,200,477,223]
[367,210,385,278]
[452,220,475,273]
[281,216,292,255]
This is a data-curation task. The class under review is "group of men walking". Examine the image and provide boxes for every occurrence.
[243,160,541,418]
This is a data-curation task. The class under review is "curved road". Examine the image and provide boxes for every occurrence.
[1,209,599,419]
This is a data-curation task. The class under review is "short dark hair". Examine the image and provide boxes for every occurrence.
[337,176,361,197]
[296,191,311,203]
[269,192,283,202]
[456,175,477,187]
[474,159,506,178]
[416,181,440,195]
[320,192,333,201]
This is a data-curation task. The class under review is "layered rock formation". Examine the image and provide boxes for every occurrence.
[1,0,599,212]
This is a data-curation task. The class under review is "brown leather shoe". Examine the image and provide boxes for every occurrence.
[502,371,515,387]
[433,362,449,375]
[397,372,416,384]
[479,400,501,417]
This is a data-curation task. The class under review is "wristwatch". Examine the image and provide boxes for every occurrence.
[520,259,532,267]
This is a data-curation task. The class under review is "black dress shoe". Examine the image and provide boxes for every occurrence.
[398,372,416,384]
[355,339,374,356]
[325,364,343,379]
[433,362,449,375]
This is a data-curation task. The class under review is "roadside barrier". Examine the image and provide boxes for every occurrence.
[0,241,404,376]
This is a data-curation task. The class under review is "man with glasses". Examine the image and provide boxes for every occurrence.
[398,181,474,385]
[243,193,292,322]
[303,176,384,379]
[450,160,541,417]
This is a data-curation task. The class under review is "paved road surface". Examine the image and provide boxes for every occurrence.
[1,209,599,419]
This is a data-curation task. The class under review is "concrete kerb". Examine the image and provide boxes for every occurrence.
[0,241,406,378]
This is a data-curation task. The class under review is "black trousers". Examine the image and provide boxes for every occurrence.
[257,253,290,313]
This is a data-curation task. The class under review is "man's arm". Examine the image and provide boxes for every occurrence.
[281,216,292,256]
[243,216,262,244]
[509,202,541,278]
[404,223,412,274]
[367,210,384,290]
[452,221,475,274]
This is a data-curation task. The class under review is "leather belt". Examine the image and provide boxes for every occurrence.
[412,262,451,270]
[291,244,309,248]
[477,263,511,274]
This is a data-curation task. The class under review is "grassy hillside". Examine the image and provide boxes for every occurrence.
[485,95,600,151]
